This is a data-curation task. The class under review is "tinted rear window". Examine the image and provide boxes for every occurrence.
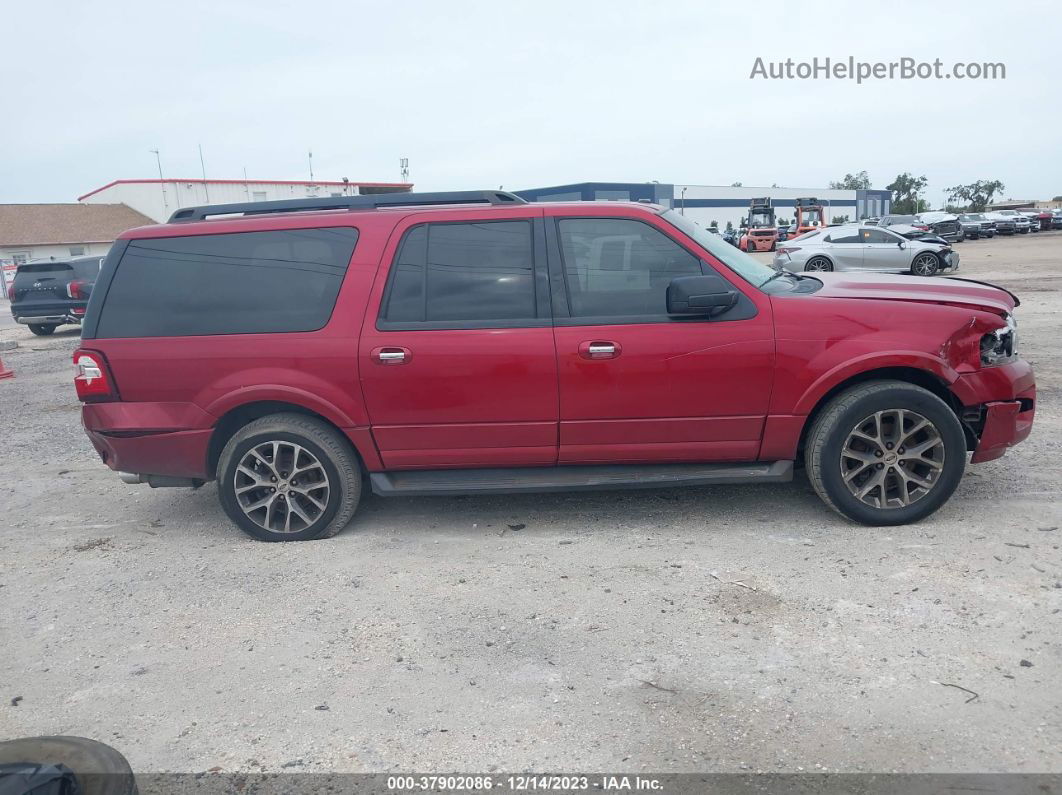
[96,228,358,338]
[15,263,74,282]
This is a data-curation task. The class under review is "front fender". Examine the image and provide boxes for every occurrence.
[791,351,960,415]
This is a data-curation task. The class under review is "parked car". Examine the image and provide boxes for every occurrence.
[776,226,789,242]
[1052,212,1062,230]
[1022,212,1043,232]
[7,255,104,335]
[994,209,1031,233]
[957,213,996,239]
[915,212,964,243]
[722,227,741,247]
[878,214,930,233]
[985,212,1017,235]
[74,190,1034,539]
[773,224,958,276]
[862,217,880,226]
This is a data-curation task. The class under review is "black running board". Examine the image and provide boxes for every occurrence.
[369,460,793,497]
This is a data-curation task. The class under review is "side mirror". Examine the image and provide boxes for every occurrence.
[898,241,906,249]
[667,274,738,316]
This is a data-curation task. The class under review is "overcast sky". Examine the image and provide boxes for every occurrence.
[2,0,1057,205]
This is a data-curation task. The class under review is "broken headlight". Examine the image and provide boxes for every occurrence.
[980,313,1018,366]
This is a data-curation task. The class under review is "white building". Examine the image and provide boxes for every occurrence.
[79,178,414,223]
[516,182,893,231]
[0,203,154,290]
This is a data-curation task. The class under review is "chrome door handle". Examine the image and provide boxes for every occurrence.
[588,344,615,355]
[371,346,412,365]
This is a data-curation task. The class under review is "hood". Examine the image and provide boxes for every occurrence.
[809,272,1016,315]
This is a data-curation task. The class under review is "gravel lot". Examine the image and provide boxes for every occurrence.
[1,233,1060,776]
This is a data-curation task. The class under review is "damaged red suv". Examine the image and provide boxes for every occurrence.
[74,190,1034,541]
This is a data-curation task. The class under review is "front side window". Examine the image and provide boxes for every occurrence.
[96,227,358,338]
[382,220,535,324]
[866,229,898,244]
[558,218,702,318]
[661,210,778,287]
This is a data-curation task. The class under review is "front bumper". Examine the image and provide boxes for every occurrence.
[953,359,1036,463]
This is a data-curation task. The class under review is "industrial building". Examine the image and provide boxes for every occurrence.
[515,182,893,231]
[78,178,413,223]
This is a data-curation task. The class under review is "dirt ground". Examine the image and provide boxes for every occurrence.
[1,233,1060,776]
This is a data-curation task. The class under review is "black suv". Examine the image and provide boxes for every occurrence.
[8,255,103,335]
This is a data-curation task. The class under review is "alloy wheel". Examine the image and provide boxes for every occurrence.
[804,257,832,272]
[913,253,939,276]
[840,409,945,509]
[234,440,331,534]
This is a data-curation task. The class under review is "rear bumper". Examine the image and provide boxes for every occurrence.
[16,313,82,325]
[82,401,216,479]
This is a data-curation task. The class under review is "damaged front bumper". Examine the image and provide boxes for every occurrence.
[968,394,1036,463]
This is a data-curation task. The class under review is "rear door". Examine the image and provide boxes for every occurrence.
[547,210,774,465]
[823,229,863,268]
[358,209,559,469]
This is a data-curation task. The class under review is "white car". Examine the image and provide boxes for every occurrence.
[773,224,959,275]
[993,209,1031,233]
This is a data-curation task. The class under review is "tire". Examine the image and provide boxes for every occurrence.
[911,252,940,276]
[0,735,137,795]
[217,413,361,541]
[804,256,833,272]
[28,323,57,336]
[804,380,966,526]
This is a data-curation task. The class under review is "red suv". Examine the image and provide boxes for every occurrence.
[74,190,1035,541]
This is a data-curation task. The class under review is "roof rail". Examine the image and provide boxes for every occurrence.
[168,190,527,223]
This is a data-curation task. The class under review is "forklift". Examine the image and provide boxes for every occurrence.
[738,197,778,253]
[792,197,826,237]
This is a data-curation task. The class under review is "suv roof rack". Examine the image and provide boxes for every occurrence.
[168,190,527,223]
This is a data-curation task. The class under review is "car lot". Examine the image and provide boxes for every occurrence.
[1,233,1060,775]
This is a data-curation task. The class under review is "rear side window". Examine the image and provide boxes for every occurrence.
[381,221,535,324]
[96,228,358,338]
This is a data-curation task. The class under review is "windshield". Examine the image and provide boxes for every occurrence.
[748,210,773,227]
[662,210,778,288]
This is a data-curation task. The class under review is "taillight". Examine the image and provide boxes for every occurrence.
[67,279,88,299]
[5,283,13,301]
[777,246,801,255]
[73,349,117,402]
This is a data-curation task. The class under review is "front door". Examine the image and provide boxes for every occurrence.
[359,211,559,469]
[546,212,774,465]
[861,227,906,271]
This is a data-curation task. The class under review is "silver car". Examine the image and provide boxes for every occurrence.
[772,224,959,276]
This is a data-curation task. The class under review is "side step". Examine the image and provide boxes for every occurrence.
[369,460,793,497]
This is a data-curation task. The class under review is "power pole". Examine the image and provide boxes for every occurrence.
[198,144,210,202]
[150,149,169,213]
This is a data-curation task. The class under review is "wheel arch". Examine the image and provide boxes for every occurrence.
[795,365,973,458]
[206,400,369,480]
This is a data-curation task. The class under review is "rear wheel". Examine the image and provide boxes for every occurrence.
[911,252,940,276]
[804,257,833,272]
[217,413,361,541]
[804,381,966,526]
[28,323,57,336]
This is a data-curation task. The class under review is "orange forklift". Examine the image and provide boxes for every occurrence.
[739,197,778,252]
[792,197,826,237]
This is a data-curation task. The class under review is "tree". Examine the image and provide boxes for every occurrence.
[831,215,850,224]
[710,219,718,229]
[829,171,872,190]
[725,221,734,232]
[945,180,1005,212]
[731,182,743,187]
[886,172,929,214]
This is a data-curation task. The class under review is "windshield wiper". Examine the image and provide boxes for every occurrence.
[759,269,791,288]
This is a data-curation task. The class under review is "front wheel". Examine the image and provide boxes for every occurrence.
[804,381,966,526]
[28,323,57,336]
[217,413,362,541]
[804,256,833,272]
[911,252,940,276]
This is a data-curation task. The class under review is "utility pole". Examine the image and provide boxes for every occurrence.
[400,157,409,184]
[308,151,314,183]
[149,149,169,213]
